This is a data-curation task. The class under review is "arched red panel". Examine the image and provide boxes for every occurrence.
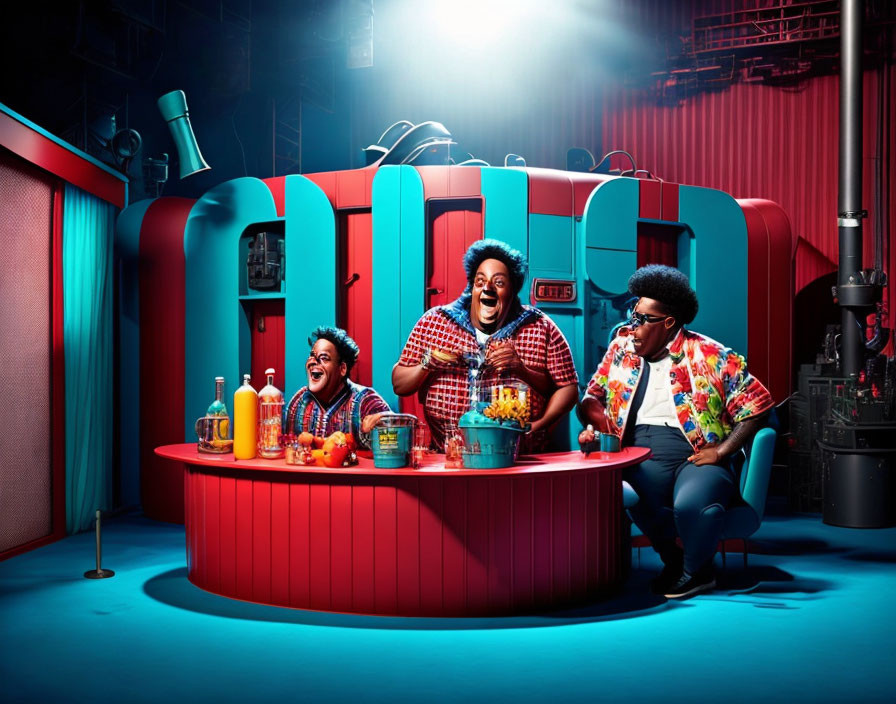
[139,197,194,523]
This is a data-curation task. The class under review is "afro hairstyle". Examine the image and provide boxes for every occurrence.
[309,326,360,372]
[462,238,528,294]
[627,264,699,325]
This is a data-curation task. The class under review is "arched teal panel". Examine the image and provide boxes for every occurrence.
[580,178,639,382]
[371,165,425,411]
[582,177,639,287]
[184,178,279,440]
[678,185,748,354]
[580,178,750,372]
[114,198,152,509]
[283,174,337,395]
[481,166,528,258]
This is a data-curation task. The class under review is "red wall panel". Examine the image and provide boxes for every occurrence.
[249,299,285,392]
[0,152,60,558]
[341,211,373,387]
[602,66,895,361]
[139,198,193,523]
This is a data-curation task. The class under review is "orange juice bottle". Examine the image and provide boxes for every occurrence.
[233,374,258,459]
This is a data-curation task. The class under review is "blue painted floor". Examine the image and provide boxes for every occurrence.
[2,508,895,703]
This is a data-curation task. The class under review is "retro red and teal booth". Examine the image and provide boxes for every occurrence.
[117,163,792,522]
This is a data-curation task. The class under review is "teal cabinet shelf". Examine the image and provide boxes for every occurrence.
[239,292,285,300]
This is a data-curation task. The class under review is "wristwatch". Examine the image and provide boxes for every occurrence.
[421,349,432,370]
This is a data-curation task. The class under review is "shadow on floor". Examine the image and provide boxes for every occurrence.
[707,564,834,609]
[838,550,896,564]
[742,537,850,557]
[143,567,672,630]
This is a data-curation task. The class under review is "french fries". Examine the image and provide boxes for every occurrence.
[482,397,530,425]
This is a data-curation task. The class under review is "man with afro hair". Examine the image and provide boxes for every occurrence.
[284,326,391,448]
[393,239,578,452]
[579,265,773,600]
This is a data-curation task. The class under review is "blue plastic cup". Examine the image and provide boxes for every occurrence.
[599,433,621,453]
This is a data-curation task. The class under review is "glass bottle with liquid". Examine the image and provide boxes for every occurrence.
[196,376,232,453]
[257,367,284,459]
[233,374,258,460]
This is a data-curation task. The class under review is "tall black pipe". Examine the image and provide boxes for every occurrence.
[838,0,866,377]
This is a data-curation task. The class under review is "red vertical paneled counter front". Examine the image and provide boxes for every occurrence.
[155,445,649,616]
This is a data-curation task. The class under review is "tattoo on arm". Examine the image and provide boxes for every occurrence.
[717,414,767,458]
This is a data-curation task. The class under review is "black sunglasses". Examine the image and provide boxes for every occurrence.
[629,311,668,328]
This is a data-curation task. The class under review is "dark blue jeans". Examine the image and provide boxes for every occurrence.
[625,424,737,574]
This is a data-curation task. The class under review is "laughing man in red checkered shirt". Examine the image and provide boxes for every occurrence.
[392,239,579,452]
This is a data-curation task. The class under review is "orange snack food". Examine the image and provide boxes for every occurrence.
[323,444,350,468]
[298,432,314,447]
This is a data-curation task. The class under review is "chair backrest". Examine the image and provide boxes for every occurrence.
[739,427,777,522]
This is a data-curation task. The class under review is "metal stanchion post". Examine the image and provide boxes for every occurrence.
[84,509,115,579]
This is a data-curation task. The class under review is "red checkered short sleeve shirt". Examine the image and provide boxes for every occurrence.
[398,307,578,450]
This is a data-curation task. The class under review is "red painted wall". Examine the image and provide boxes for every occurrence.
[139,198,192,523]
[249,300,285,392]
[0,151,65,560]
[602,67,895,357]
[341,211,373,387]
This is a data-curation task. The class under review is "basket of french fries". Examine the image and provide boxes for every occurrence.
[457,382,530,469]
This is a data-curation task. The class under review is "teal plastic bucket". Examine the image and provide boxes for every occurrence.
[370,414,417,468]
[458,424,524,469]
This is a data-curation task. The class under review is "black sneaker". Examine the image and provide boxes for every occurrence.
[650,563,683,595]
[664,568,716,599]
[649,545,684,595]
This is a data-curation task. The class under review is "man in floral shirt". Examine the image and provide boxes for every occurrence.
[579,265,773,600]
[393,239,578,452]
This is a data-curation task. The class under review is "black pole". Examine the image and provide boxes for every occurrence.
[84,509,115,579]
[837,0,866,377]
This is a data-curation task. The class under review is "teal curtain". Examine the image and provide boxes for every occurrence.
[63,185,115,534]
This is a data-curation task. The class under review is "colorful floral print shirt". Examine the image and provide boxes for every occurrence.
[584,328,773,450]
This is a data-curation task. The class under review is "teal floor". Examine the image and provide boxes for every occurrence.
[2,508,895,703]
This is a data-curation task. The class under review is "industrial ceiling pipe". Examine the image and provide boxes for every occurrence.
[836,0,881,377]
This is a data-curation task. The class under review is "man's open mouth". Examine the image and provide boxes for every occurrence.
[480,292,498,309]
[309,369,324,381]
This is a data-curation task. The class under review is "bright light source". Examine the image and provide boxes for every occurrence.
[434,0,537,46]
[371,0,624,113]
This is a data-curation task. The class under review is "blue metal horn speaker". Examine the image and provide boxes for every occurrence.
[157,90,210,179]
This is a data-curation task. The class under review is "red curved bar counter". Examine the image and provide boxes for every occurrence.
[155,444,650,617]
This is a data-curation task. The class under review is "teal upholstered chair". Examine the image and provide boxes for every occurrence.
[623,426,777,570]
[719,426,777,568]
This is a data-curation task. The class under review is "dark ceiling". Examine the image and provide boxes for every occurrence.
[2,1,893,202]
[1,0,353,199]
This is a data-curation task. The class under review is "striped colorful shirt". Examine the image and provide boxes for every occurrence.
[398,294,579,452]
[584,327,773,450]
[283,380,391,449]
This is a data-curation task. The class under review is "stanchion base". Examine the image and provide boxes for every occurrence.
[84,569,115,579]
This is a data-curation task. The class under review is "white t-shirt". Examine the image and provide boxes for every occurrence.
[637,355,679,426]
[475,328,491,346]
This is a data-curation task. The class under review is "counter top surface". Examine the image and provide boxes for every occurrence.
[155,443,650,477]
